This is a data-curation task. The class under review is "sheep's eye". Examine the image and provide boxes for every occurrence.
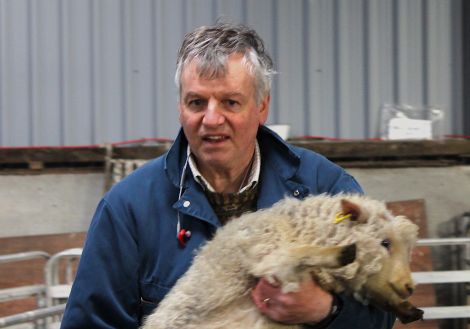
[381,239,391,250]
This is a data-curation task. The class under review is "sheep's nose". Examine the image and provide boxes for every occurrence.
[391,280,415,299]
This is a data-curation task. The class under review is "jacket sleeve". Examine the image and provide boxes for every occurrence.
[61,198,141,329]
[326,295,395,329]
[311,153,363,195]
[328,171,363,195]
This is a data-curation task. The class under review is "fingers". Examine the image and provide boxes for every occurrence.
[251,277,302,322]
[251,276,334,324]
[251,278,276,313]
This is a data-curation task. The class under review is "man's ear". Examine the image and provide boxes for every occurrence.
[258,94,270,125]
[340,199,368,223]
[178,101,184,124]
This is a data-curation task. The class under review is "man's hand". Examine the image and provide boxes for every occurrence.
[251,277,333,324]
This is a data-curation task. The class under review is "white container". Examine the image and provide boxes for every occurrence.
[267,124,291,140]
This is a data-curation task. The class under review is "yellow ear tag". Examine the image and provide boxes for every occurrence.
[334,212,352,224]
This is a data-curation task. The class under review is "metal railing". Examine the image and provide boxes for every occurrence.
[0,251,50,305]
[0,249,82,329]
[0,304,66,328]
[0,252,50,265]
[1,238,469,326]
[413,237,470,320]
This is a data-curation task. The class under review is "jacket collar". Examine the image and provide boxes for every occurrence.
[165,126,308,226]
[165,125,301,187]
[164,129,190,189]
[256,125,301,181]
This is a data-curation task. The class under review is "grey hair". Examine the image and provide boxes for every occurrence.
[175,22,276,104]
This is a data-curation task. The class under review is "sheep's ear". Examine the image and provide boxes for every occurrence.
[340,199,368,223]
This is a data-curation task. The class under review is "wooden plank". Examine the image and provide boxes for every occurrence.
[1,139,469,169]
[289,139,470,159]
[0,147,105,164]
[111,144,171,160]
[334,159,464,168]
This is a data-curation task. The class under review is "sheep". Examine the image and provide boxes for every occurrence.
[142,194,424,329]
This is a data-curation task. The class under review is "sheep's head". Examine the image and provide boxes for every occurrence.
[337,198,424,323]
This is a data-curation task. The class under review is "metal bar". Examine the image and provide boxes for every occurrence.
[0,284,45,302]
[0,304,66,327]
[413,237,470,321]
[422,305,470,320]
[44,248,82,308]
[417,238,470,246]
[0,251,50,264]
[412,270,470,284]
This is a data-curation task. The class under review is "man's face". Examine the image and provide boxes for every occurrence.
[179,53,270,173]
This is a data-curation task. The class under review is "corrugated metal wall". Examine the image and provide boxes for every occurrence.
[0,0,462,146]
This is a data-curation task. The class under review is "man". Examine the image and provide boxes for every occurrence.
[61,22,394,328]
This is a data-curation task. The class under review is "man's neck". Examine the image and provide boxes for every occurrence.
[203,159,253,193]
[187,143,260,194]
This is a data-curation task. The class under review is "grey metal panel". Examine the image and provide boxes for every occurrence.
[245,0,277,123]
[307,0,337,138]
[1,0,33,146]
[122,0,152,141]
[0,0,463,146]
[366,0,395,137]
[336,0,367,138]
[276,0,306,134]
[215,0,245,21]
[154,0,184,139]
[185,0,217,31]
[60,0,94,145]
[94,0,126,144]
[425,0,454,133]
[396,0,425,105]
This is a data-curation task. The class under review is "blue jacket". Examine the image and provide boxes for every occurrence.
[61,126,395,329]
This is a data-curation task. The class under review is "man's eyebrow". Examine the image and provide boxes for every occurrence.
[183,92,204,101]
[184,91,246,100]
[223,92,244,98]
[220,92,247,101]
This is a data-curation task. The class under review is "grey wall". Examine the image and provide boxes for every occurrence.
[2,166,470,238]
[349,166,470,239]
[0,0,463,146]
[0,173,104,238]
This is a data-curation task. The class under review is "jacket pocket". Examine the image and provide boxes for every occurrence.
[139,281,171,320]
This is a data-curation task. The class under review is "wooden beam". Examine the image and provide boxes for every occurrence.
[289,139,470,159]
[1,139,469,169]
[0,147,105,164]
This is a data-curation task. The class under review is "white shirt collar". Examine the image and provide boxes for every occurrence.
[187,142,261,193]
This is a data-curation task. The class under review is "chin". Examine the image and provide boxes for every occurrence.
[207,158,231,169]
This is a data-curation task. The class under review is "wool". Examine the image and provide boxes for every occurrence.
[142,194,423,329]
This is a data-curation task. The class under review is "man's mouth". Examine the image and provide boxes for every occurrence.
[202,135,229,142]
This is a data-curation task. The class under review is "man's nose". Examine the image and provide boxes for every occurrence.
[202,100,225,126]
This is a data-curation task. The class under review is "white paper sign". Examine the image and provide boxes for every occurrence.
[388,118,432,140]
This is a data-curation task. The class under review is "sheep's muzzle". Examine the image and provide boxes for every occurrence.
[394,301,424,324]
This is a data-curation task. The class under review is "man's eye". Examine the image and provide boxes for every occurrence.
[224,99,239,108]
[188,99,205,108]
